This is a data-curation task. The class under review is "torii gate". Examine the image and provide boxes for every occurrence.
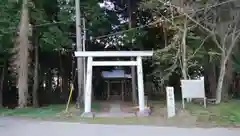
[74,51,153,117]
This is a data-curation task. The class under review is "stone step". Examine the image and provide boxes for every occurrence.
[109,104,122,113]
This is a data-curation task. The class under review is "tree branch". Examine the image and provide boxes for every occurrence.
[187,33,211,61]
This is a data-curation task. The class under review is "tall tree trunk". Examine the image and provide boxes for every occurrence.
[16,0,30,108]
[181,4,189,100]
[46,69,53,103]
[128,0,138,104]
[0,62,5,108]
[57,71,60,89]
[215,37,237,104]
[207,63,217,98]
[163,22,168,47]
[204,55,217,99]
[62,72,69,102]
[59,51,63,93]
[222,58,233,101]
[59,52,68,102]
[32,28,39,107]
[181,19,188,80]
[215,55,227,104]
[237,75,240,97]
[75,0,84,108]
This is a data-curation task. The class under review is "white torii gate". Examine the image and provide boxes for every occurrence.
[74,51,153,117]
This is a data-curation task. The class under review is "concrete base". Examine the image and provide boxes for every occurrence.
[136,108,151,117]
[81,112,95,118]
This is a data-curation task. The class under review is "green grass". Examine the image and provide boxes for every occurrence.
[1,101,240,127]
[186,100,240,125]
[80,117,157,125]
[0,103,101,118]
[0,105,65,117]
[0,101,165,125]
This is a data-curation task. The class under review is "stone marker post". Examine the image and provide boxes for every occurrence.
[166,87,176,118]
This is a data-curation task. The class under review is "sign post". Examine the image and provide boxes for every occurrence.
[166,87,176,118]
[181,79,206,109]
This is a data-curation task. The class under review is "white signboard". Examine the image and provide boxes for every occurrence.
[166,87,176,118]
[181,79,206,108]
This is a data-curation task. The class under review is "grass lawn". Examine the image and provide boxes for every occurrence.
[186,100,240,126]
[0,103,101,118]
[0,104,64,117]
[0,100,240,127]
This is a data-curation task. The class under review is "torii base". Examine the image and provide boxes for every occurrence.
[81,112,95,118]
[136,108,151,117]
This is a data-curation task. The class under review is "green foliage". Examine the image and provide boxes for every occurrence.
[35,0,117,52]
[151,28,208,85]
[71,0,118,38]
[139,0,225,86]
[152,46,180,85]
[0,0,20,54]
[40,26,73,52]
[232,54,240,73]
[30,0,73,52]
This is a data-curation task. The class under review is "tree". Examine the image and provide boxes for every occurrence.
[0,0,19,107]
[12,0,31,107]
[141,0,240,103]
[128,0,138,104]
[201,1,240,103]
[140,0,206,86]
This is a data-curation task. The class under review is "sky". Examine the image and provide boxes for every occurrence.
[99,0,115,10]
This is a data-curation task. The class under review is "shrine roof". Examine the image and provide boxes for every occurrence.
[102,70,131,79]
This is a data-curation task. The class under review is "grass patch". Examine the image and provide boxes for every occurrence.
[186,100,240,125]
[1,100,239,127]
[0,101,164,126]
[0,103,101,118]
[80,117,157,125]
[0,104,65,117]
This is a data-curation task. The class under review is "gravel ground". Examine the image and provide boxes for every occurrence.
[0,117,240,136]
